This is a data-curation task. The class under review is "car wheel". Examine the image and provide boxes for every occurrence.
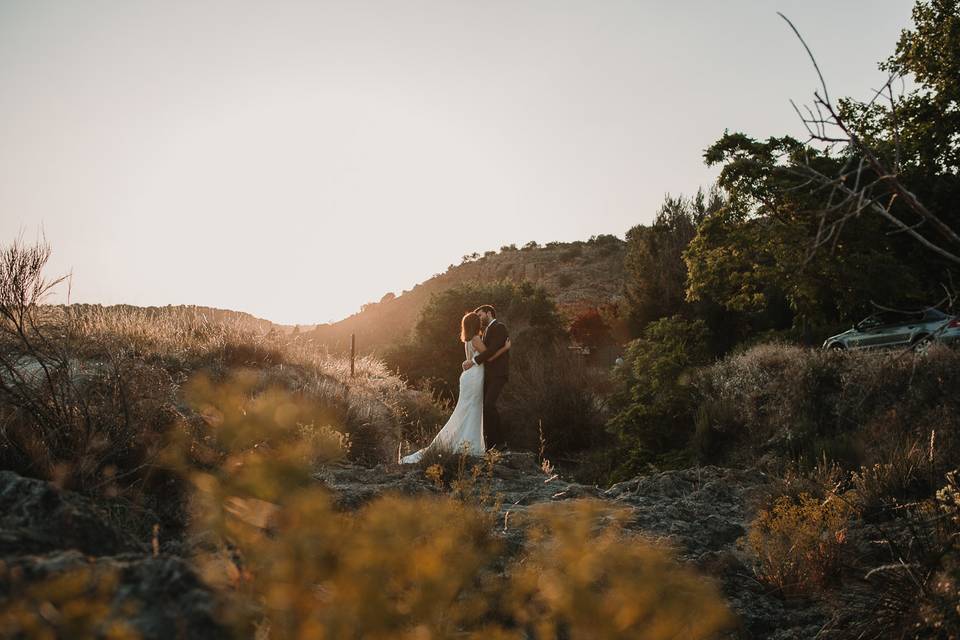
[911,334,932,355]
[828,342,846,351]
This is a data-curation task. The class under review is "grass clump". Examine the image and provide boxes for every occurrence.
[747,491,855,597]
[824,471,960,639]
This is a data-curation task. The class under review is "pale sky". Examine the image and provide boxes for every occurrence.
[0,1,914,324]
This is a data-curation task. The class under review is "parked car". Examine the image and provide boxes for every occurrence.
[822,308,960,351]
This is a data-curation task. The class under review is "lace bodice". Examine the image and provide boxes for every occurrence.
[465,340,478,361]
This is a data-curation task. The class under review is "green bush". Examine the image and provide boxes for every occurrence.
[606,317,712,479]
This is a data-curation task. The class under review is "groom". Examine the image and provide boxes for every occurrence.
[462,305,509,450]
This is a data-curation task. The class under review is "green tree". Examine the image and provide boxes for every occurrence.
[841,0,960,175]
[685,1,960,340]
[685,133,926,339]
[623,189,722,334]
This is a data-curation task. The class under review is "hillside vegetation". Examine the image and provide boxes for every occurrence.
[307,235,625,354]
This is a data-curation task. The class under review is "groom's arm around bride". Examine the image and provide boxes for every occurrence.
[471,321,508,370]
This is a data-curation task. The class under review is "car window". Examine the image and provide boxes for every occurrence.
[877,312,903,326]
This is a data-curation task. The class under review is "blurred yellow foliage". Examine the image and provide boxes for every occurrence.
[163,371,735,639]
[0,562,140,640]
[508,500,733,640]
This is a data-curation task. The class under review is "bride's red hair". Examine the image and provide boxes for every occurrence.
[460,312,482,343]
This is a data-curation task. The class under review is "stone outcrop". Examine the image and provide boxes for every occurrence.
[0,471,226,639]
[0,470,145,557]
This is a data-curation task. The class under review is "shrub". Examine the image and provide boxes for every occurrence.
[747,492,855,596]
[696,343,960,478]
[606,317,712,478]
[415,445,504,510]
[0,239,178,504]
[509,499,734,639]
[826,472,960,638]
[500,345,606,455]
[568,308,614,351]
[848,434,936,520]
[0,562,138,639]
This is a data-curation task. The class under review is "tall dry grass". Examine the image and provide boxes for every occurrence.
[1,298,447,486]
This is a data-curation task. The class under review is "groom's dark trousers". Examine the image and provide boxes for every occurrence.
[474,320,509,449]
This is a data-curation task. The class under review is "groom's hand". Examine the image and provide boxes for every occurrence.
[462,360,474,371]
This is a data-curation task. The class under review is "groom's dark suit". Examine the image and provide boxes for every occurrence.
[473,319,509,449]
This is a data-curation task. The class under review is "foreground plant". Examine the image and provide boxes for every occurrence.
[163,372,734,639]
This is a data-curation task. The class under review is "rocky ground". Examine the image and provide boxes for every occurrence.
[316,453,829,639]
[0,454,828,639]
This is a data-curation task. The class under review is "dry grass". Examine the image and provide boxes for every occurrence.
[746,491,856,596]
[696,342,960,479]
[508,500,734,639]
[1,300,448,493]
[825,472,960,639]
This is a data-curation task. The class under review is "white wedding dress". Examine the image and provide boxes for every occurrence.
[400,340,485,463]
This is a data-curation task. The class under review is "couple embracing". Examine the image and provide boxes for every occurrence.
[400,305,511,464]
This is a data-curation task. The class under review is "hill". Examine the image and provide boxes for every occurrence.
[58,303,312,335]
[307,235,626,353]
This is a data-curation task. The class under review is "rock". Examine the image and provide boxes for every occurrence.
[0,471,146,557]
[0,550,229,639]
[313,462,438,510]
[494,451,540,472]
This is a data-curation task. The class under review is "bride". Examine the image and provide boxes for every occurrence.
[400,311,511,464]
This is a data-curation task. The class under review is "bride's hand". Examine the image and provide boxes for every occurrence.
[505,338,512,350]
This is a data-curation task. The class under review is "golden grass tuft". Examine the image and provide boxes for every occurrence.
[747,491,855,596]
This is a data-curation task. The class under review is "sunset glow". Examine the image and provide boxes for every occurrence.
[0,0,912,324]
